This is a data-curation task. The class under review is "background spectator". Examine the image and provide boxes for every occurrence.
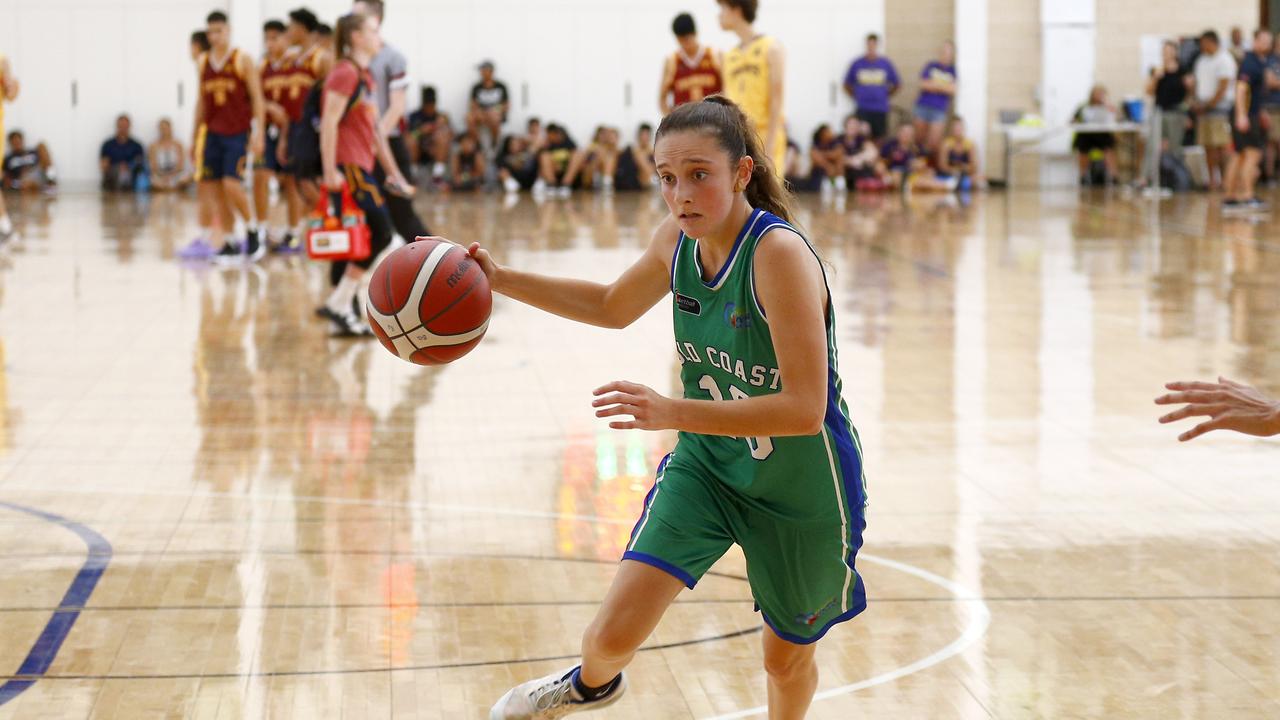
[449,131,488,192]
[613,123,655,191]
[497,134,539,193]
[844,33,900,140]
[839,116,881,187]
[3,131,56,192]
[1192,30,1237,190]
[913,41,957,153]
[468,60,509,150]
[1263,40,1280,182]
[536,123,588,197]
[1223,29,1273,212]
[806,123,846,192]
[1229,26,1247,63]
[937,116,982,189]
[1147,40,1191,159]
[100,114,145,191]
[525,117,547,154]
[584,126,622,192]
[1072,84,1119,185]
[408,85,451,175]
[148,118,190,191]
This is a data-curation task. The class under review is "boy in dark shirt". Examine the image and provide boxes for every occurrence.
[1225,29,1276,212]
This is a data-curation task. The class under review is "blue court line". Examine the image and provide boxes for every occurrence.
[0,501,111,706]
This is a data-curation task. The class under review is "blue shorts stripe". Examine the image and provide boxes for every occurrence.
[621,551,697,589]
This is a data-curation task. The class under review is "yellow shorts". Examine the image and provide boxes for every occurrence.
[752,121,787,178]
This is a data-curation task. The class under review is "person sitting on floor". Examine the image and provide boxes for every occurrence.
[1072,84,1120,186]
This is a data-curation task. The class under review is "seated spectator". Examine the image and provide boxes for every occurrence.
[806,123,847,192]
[148,118,190,192]
[881,124,956,192]
[449,131,488,192]
[408,85,452,175]
[100,114,145,191]
[936,116,983,190]
[913,41,957,152]
[525,117,547,154]
[585,126,623,191]
[467,61,509,148]
[498,134,539,193]
[1072,84,1119,185]
[613,123,656,191]
[3,130,56,192]
[782,136,806,189]
[536,123,589,197]
[839,115,881,186]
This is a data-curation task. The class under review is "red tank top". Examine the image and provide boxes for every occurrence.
[671,47,723,107]
[200,49,252,136]
[294,46,327,84]
[261,53,306,124]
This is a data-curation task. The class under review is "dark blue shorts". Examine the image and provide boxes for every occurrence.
[201,131,248,181]
[254,128,286,172]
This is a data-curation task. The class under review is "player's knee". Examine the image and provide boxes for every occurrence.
[581,619,639,662]
[762,647,815,684]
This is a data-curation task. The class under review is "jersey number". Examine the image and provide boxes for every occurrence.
[698,374,774,460]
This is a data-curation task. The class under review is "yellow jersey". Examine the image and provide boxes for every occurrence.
[0,52,7,130]
[723,36,785,167]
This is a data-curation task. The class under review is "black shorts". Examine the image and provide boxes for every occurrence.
[856,109,888,140]
[1073,132,1116,154]
[1233,116,1266,152]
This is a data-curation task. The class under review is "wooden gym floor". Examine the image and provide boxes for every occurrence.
[0,187,1277,719]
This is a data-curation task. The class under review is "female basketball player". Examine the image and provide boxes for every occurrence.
[477,96,867,720]
[318,11,414,336]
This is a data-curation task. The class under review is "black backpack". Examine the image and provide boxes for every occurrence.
[291,61,364,178]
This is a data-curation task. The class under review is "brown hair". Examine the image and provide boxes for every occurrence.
[718,0,758,24]
[656,95,795,224]
[335,12,368,61]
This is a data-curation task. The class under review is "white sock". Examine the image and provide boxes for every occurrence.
[0,214,11,234]
[326,275,360,315]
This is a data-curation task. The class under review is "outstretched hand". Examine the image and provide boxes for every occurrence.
[1154,377,1280,442]
[592,381,677,431]
[466,242,500,284]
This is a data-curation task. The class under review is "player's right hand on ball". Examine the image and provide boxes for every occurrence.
[466,243,500,283]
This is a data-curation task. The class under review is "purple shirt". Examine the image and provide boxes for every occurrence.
[916,61,956,112]
[844,56,900,113]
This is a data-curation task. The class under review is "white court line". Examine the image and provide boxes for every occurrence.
[702,553,992,719]
[2,484,992,717]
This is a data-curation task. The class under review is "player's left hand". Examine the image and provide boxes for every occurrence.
[593,381,675,431]
[1154,376,1280,441]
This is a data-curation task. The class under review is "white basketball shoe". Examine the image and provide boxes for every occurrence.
[489,666,627,720]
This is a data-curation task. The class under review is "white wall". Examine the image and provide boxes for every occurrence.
[3,0,881,182]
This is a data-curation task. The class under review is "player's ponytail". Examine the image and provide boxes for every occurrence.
[335,12,366,62]
[656,95,796,224]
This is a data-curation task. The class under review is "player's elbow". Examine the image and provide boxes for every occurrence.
[786,396,826,436]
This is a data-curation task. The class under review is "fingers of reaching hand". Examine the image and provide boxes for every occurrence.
[593,380,642,397]
[1180,418,1225,442]
[1159,404,1224,424]
[596,403,640,419]
[1155,390,1227,406]
[1163,380,1225,393]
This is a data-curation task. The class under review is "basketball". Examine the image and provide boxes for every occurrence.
[365,238,492,365]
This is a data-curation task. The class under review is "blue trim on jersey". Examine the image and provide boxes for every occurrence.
[758,574,867,644]
[826,367,866,527]
[622,551,698,589]
[669,236,683,292]
[695,208,760,288]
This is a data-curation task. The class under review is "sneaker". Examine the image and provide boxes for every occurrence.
[833,174,848,192]
[600,176,614,194]
[316,304,340,321]
[503,176,520,194]
[329,310,372,337]
[489,666,627,720]
[532,179,548,196]
[556,185,572,198]
[1222,199,1247,214]
[245,229,266,262]
[213,240,243,264]
[177,237,216,260]
[1245,197,1270,212]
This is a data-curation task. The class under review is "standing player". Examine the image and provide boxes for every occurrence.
[484,96,867,720]
[719,0,786,171]
[659,12,723,115]
[353,0,429,243]
[180,30,234,259]
[1224,29,1274,213]
[195,11,267,262]
[0,50,20,242]
[255,19,304,252]
[285,8,332,208]
[318,12,414,336]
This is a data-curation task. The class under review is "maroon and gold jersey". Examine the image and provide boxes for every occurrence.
[671,47,722,107]
[261,51,306,124]
[294,45,327,85]
[200,49,252,136]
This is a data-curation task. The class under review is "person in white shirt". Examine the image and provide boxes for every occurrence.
[1191,30,1237,189]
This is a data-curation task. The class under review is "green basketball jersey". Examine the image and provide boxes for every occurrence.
[668,208,867,523]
